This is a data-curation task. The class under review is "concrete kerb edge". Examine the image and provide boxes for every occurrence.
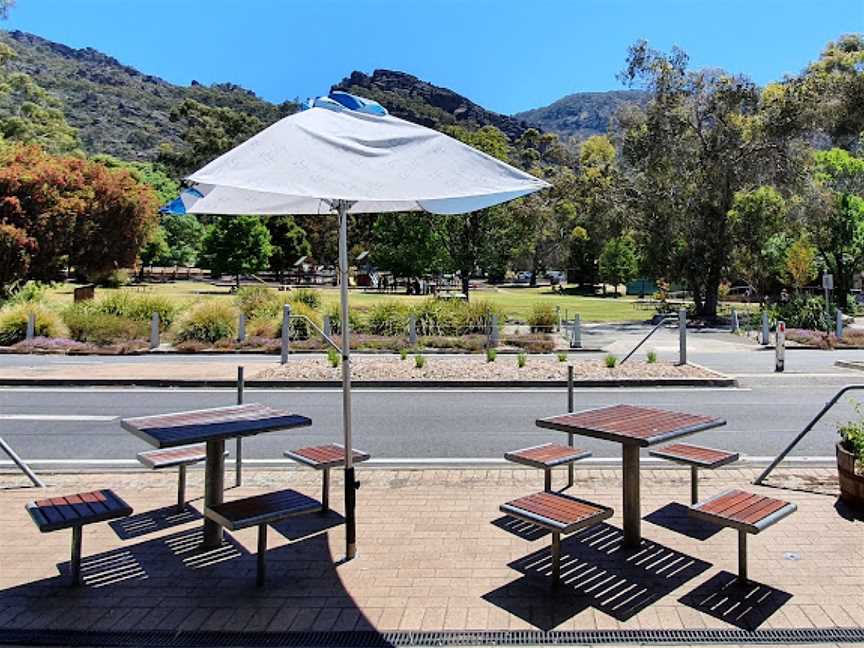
[835,360,864,371]
[0,376,737,388]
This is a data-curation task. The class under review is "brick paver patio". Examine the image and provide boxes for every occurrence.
[0,466,861,635]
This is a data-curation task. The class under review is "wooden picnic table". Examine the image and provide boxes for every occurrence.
[122,403,312,548]
[536,404,725,548]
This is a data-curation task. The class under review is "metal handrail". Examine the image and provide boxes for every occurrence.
[754,383,864,485]
[620,316,673,365]
[0,437,45,487]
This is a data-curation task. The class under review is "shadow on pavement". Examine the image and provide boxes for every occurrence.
[643,502,722,540]
[678,570,793,630]
[490,515,550,541]
[109,504,202,540]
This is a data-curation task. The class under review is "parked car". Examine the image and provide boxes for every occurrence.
[516,271,533,283]
[545,271,566,285]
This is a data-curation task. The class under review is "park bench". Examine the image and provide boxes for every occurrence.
[504,443,592,492]
[649,443,739,504]
[689,489,796,582]
[284,444,371,512]
[500,492,613,585]
[26,489,133,586]
[204,489,322,586]
[137,445,228,513]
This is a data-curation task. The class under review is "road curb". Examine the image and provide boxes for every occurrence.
[835,360,864,371]
[0,376,737,388]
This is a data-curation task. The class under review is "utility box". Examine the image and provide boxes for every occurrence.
[73,284,96,303]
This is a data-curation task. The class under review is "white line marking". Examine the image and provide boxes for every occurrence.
[0,414,118,421]
[733,372,858,377]
[0,387,749,394]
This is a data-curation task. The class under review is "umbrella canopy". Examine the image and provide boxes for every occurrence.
[173,94,549,561]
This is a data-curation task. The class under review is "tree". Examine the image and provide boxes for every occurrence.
[616,41,799,317]
[785,236,817,292]
[371,213,446,284]
[266,216,311,279]
[162,214,206,267]
[0,223,33,296]
[157,100,267,177]
[0,143,158,281]
[202,215,273,287]
[804,148,864,309]
[728,186,789,301]
[138,227,171,279]
[598,235,638,296]
[0,43,78,154]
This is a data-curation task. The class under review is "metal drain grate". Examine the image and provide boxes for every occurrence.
[0,627,862,647]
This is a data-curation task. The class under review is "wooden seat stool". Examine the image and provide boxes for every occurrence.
[500,492,613,585]
[689,489,796,582]
[137,444,227,513]
[26,489,133,586]
[504,443,591,492]
[283,443,370,512]
[205,489,321,586]
[649,443,739,504]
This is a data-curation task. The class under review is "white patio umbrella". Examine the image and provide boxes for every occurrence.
[167,92,549,560]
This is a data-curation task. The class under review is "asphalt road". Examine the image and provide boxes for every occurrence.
[0,370,860,464]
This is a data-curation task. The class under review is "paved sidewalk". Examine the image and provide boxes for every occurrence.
[0,466,860,636]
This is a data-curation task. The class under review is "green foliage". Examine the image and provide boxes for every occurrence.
[517,352,527,368]
[161,214,206,267]
[646,349,657,364]
[839,401,864,468]
[557,352,568,362]
[371,213,446,279]
[289,288,321,310]
[0,303,67,345]
[0,223,34,295]
[266,215,311,278]
[399,347,408,361]
[174,300,237,344]
[91,291,180,329]
[140,227,171,267]
[770,294,832,330]
[62,306,146,345]
[323,302,365,335]
[486,348,497,363]
[284,302,321,341]
[3,279,47,305]
[235,286,278,318]
[366,301,409,336]
[729,186,789,297]
[527,302,557,332]
[411,298,504,336]
[598,235,639,294]
[604,354,618,368]
[202,216,273,283]
[327,348,340,368]
[414,353,426,369]
[786,236,818,290]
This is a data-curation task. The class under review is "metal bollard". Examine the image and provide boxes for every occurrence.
[775,321,785,373]
[570,314,582,349]
[556,306,561,333]
[836,309,843,339]
[761,311,770,346]
[235,366,244,487]
[25,312,35,340]
[678,308,687,365]
[567,365,575,488]
[280,304,291,364]
[149,312,159,350]
[323,315,331,338]
[489,314,499,347]
[731,309,739,334]
[409,315,417,346]
[238,313,246,343]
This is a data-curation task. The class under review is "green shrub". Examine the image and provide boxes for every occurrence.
[454,299,505,334]
[419,335,487,352]
[770,295,832,330]
[502,334,556,354]
[246,317,280,339]
[517,352,527,368]
[527,302,557,332]
[327,347,340,368]
[399,347,408,361]
[604,354,618,368]
[366,301,409,336]
[557,352,568,362]
[97,269,130,288]
[174,301,238,344]
[236,286,277,318]
[323,302,365,334]
[4,280,49,306]
[412,298,458,336]
[486,348,497,362]
[646,350,657,364]
[286,302,322,340]
[0,303,68,346]
[414,353,426,369]
[94,291,180,328]
[63,306,147,345]
[289,288,321,310]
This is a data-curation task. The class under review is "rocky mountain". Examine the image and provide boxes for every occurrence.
[515,90,647,140]
[0,30,288,160]
[332,69,533,140]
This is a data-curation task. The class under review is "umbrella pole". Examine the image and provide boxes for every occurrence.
[338,201,357,561]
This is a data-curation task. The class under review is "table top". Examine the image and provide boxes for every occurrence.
[122,403,312,449]
[536,404,725,447]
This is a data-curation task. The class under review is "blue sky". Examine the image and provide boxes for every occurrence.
[4,0,862,114]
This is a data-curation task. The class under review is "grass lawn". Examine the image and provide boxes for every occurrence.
[44,281,647,322]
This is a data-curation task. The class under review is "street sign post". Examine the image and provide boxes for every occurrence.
[775,321,785,373]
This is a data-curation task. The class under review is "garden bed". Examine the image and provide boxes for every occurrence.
[255,356,723,382]
[785,328,864,349]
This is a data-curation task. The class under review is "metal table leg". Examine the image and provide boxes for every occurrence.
[203,438,226,548]
[622,444,641,548]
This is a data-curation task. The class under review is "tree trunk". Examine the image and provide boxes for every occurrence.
[461,271,470,301]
